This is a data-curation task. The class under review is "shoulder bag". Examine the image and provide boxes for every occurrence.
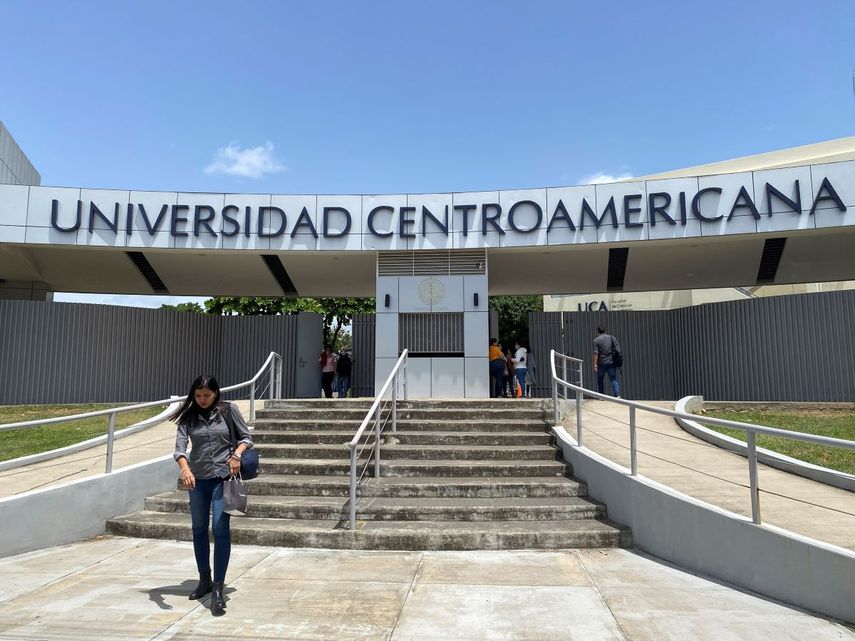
[224,404,260,480]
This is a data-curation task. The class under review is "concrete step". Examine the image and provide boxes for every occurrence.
[256,407,549,421]
[260,458,569,477]
[147,492,606,522]
[252,430,553,446]
[251,418,550,432]
[243,475,589,498]
[107,511,631,550]
[254,443,561,462]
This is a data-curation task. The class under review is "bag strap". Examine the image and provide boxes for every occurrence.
[222,403,237,449]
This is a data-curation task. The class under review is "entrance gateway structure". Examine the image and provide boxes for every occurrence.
[1,134,854,396]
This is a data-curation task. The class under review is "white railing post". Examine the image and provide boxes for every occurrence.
[104,411,117,473]
[349,445,357,529]
[576,388,583,446]
[250,381,256,421]
[269,358,275,400]
[747,431,762,524]
[374,405,381,478]
[629,406,638,476]
[562,358,568,400]
[403,364,408,400]
[276,355,283,399]
[392,373,398,434]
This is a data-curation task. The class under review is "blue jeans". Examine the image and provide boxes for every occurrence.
[515,368,527,397]
[489,359,505,397]
[336,375,350,398]
[189,477,231,582]
[597,364,620,397]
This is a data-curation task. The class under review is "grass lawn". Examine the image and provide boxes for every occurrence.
[0,404,166,463]
[700,408,855,475]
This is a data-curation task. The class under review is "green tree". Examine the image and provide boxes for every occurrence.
[203,297,321,316]
[488,295,543,347]
[160,302,205,313]
[314,298,375,348]
[203,296,374,349]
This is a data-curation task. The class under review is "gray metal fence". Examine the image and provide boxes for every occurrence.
[530,290,855,402]
[351,313,376,397]
[0,300,323,404]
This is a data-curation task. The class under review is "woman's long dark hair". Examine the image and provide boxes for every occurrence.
[169,374,226,424]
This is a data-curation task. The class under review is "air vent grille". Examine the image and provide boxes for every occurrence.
[378,250,486,276]
[399,312,464,354]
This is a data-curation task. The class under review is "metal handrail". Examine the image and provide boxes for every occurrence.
[549,349,855,525]
[0,351,284,473]
[347,349,408,529]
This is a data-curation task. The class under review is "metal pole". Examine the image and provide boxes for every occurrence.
[392,373,398,434]
[349,445,357,529]
[629,406,637,476]
[374,405,381,478]
[747,431,761,524]
[105,412,117,473]
[250,381,256,421]
[269,359,275,400]
[276,356,283,399]
[562,358,567,400]
[403,364,408,400]
[552,374,559,426]
[576,389,583,446]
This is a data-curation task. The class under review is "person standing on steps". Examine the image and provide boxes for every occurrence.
[318,346,337,398]
[511,339,528,398]
[593,326,622,398]
[173,375,254,615]
[489,338,506,398]
[336,349,352,398]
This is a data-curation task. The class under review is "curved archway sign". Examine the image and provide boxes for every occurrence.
[0,160,852,299]
[36,171,851,244]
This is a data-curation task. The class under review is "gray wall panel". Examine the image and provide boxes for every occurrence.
[0,302,321,405]
[530,291,855,402]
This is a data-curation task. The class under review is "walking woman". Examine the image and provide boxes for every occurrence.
[172,375,253,614]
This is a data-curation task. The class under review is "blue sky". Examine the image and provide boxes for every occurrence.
[2,0,854,306]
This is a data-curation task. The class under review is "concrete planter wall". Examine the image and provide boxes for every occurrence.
[0,456,177,558]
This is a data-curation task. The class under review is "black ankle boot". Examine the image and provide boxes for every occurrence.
[189,571,212,600]
[211,581,226,612]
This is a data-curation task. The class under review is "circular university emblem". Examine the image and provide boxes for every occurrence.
[417,277,445,306]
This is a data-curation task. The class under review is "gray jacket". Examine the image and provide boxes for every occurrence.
[174,402,253,479]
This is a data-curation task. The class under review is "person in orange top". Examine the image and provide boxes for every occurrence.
[489,338,506,398]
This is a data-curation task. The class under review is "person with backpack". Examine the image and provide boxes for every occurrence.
[593,326,622,398]
[336,349,353,398]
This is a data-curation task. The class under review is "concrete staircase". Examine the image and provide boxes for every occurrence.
[107,399,631,550]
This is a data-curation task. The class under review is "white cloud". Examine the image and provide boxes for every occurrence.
[204,141,286,178]
[579,171,634,185]
[53,293,210,309]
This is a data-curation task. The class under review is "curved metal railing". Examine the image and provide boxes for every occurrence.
[347,349,408,529]
[550,349,855,524]
[0,351,283,474]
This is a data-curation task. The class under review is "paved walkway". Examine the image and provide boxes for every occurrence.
[564,400,855,551]
[0,536,851,641]
[0,400,256,498]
